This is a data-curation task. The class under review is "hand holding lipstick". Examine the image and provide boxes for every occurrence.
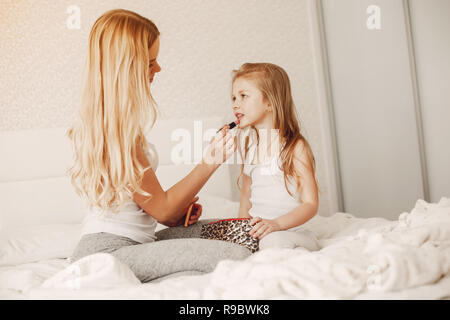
[202,123,237,166]
[216,117,240,133]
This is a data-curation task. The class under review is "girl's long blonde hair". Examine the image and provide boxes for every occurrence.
[234,63,319,197]
[66,9,159,213]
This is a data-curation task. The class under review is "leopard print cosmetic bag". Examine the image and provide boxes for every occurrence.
[200,218,259,253]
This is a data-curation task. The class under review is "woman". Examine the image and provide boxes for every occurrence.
[68,9,250,283]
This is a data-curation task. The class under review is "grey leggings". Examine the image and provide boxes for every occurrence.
[69,219,251,283]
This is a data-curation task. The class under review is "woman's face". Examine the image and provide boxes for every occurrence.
[148,37,161,84]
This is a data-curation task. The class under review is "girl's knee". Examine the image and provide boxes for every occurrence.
[259,231,296,250]
[298,230,321,251]
[259,230,321,251]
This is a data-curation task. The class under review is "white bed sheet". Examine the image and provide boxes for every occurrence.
[0,258,70,299]
[1,197,449,300]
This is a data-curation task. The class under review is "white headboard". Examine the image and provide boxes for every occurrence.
[0,117,236,229]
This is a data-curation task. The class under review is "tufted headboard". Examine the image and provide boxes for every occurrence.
[0,116,239,230]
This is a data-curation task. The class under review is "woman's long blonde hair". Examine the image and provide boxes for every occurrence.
[66,9,159,213]
[234,63,319,197]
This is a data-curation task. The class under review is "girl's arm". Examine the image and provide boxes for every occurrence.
[133,128,236,226]
[237,173,252,219]
[273,140,319,230]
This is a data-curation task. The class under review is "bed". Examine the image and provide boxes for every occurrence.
[1,118,449,300]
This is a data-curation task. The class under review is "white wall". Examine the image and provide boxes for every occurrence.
[409,0,450,203]
[312,0,450,219]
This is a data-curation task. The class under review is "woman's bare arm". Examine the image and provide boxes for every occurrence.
[133,128,236,226]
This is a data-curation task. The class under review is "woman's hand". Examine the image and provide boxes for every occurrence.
[171,196,202,227]
[248,217,281,240]
[184,201,202,226]
[202,127,236,166]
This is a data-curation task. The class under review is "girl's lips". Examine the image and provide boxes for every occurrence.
[234,113,243,125]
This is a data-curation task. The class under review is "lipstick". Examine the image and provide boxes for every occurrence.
[217,118,240,133]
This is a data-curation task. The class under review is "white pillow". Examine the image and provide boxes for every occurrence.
[0,224,82,267]
[0,176,86,228]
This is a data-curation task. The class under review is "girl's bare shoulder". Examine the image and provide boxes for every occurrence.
[293,139,314,172]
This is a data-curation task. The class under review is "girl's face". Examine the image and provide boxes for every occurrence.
[148,37,161,84]
[232,77,272,129]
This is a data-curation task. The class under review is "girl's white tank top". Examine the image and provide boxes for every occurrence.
[80,141,159,243]
[243,142,303,227]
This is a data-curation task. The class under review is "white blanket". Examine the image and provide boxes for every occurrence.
[11,198,450,299]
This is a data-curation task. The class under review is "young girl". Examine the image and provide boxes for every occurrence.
[232,62,321,251]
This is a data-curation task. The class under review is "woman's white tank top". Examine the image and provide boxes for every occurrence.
[80,141,159,243]
[243,142,302,224]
